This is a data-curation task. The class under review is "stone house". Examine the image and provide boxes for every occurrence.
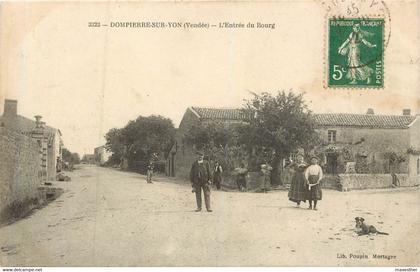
[313,109,420,188]
[0,99,63,182]
[167,106,420,189]
[166,107,248,178]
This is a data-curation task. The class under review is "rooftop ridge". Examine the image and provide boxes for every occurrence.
[187,106,416,129]
[313,112,415,118]
[190,106,416,118]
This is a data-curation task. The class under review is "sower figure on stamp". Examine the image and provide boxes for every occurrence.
[304,155,323,210]
[338,23,377,84]
[190,151,213,212]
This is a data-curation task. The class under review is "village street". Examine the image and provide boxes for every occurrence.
[0,165,419,267]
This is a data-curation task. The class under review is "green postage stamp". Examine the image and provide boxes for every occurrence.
[328,18,384,88]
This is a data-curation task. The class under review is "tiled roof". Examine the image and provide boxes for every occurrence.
[191,107,249,121]
[189,107,417,129]
[313,113,416,129]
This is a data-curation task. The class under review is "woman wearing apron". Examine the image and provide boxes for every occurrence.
[304,156,323,210]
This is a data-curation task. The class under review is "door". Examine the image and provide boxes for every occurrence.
[326,153,338,175]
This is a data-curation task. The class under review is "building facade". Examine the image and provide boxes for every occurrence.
[167,106,420,187]
[313,110,420,186]
[0,99,63,182]
[166,107,248,178]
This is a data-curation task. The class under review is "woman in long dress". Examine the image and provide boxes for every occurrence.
[260,163,272,193]
[213,161,223,190]
[288,154,307,206]
[338,23,377,84]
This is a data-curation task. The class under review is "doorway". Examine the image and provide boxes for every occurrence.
[326,153,338,175]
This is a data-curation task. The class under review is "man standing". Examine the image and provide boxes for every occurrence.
[190,152,212,212]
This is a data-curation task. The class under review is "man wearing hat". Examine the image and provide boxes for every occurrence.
[190,151,213,212]
[304,155,323,210]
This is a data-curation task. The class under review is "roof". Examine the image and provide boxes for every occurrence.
[313,113,416,129]
[188,106,417,129]
[190,107,249,121]
[0,114,58,134]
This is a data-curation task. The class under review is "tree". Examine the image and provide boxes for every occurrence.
[62,148,80,165]
[183,121,235,151]
[183,120,243,171]
[71,153,81,164]
[105,128,126,165]
[239,91,318,185]
[105,115,176,171]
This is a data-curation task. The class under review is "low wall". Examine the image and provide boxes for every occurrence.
[0,128,42,222]
[221,172,269,191]
[222,172,341,191]
[397,174,420,187]
[176,166,419,192]
[338,174,393,191]
[338,173,419,191]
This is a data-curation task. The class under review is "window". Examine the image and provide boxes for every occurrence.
[327,130,337,143]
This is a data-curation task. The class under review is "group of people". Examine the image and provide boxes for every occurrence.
[189,150,324,213]
[287,154,323,210]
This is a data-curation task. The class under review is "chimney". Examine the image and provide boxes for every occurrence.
[34,115,43,128]
[3,99,18,117]
[402,109,411,116]
[366,108,375,115]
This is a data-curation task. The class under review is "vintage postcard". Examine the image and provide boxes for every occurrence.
[0,0,419,269]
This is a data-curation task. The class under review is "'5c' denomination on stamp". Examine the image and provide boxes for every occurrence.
[328,18,384,88]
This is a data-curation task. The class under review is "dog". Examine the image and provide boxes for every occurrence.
[355,217,389,236]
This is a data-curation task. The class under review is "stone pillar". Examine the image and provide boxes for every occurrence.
[31,115,49,184]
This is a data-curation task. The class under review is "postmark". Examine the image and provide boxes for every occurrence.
[328,18,384,88]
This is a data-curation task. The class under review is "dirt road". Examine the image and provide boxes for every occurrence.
[1,165,419,266]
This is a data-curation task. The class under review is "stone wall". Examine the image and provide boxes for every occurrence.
[47,131,58,181]
[338,174,393,190]
[0,127,42,221]
[395,173,419,187]
[408,117,420,179]
[338,173,419,191]
[168,108,200,178]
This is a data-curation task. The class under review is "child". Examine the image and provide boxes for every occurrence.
[146,162,154,183]
[304,156,323,210]
[213,161,223,190]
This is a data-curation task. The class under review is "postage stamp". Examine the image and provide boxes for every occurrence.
[328,18,384,88]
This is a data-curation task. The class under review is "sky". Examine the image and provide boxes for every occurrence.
[0,1,419,156]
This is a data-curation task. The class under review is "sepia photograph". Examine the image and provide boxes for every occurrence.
[0,0,419,270]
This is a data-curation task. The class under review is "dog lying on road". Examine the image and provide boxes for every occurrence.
[355,217,389,236]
